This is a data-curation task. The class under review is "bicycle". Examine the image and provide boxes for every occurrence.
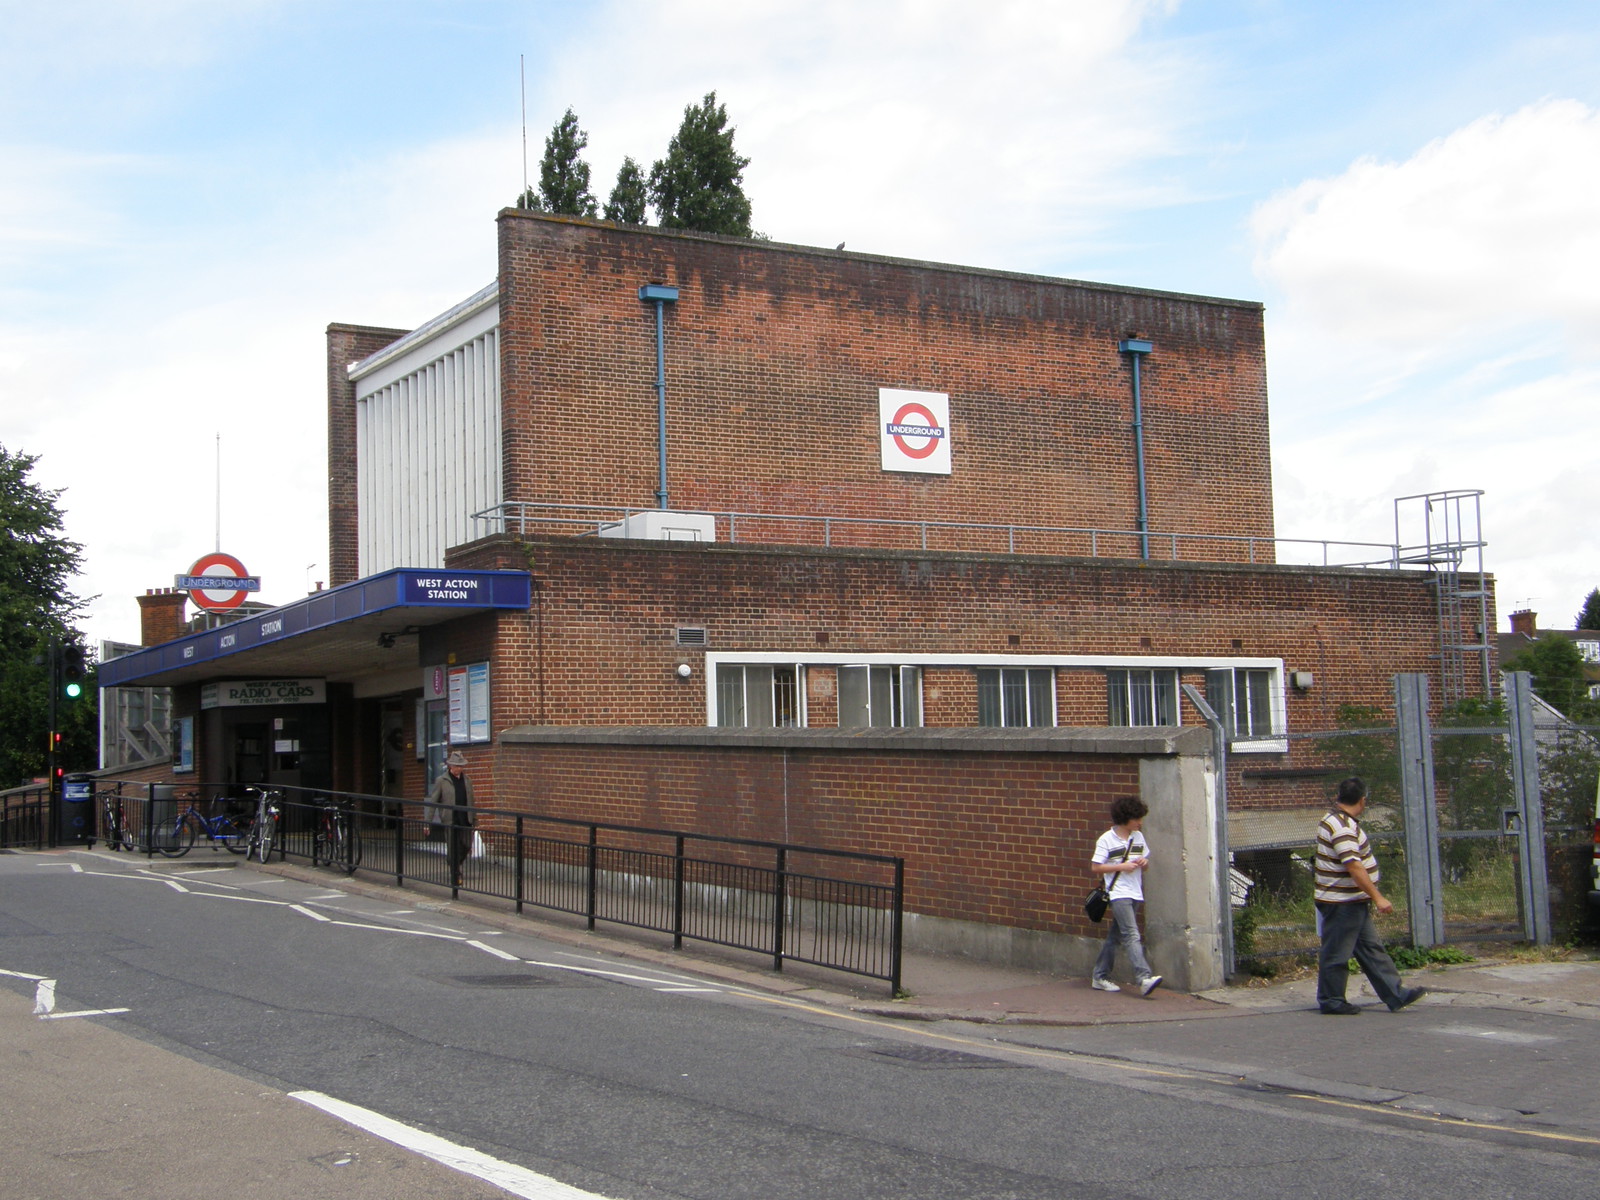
[311,799,362,874]
[156,793,254,858]
[98,791,136,852]
[241,788,282,864]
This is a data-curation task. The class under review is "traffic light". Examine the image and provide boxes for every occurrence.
[60,642,87,700]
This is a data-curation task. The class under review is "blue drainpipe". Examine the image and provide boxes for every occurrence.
[639,284,680,509]
[1118,338,1153,560]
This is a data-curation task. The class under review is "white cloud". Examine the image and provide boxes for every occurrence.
[541,0,1194,269]
[1256,100,1600,626]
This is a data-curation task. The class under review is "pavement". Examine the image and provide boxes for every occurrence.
[151,848,1600,1030]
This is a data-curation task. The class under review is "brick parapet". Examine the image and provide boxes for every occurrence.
[494,212,1273,557]
[327,322,412,586]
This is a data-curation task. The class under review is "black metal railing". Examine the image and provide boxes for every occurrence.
[0,784,50,849]
[92,781,904,995]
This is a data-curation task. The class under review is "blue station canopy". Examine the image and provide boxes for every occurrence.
[101,568,531,688]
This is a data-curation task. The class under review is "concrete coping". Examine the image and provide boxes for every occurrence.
[498,724,1211,756]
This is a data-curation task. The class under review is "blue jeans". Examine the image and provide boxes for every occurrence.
[1094,897,1153,982]
[1316,901,1405,1009]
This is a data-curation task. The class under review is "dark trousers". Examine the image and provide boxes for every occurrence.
[1316,900,1405,1009]
[448,823,472,881]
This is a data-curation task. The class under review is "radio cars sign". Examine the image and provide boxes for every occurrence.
[201,679,327,709]
[879,387,951,475]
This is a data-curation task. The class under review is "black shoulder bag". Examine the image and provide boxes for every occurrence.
[1084,840,1133,923]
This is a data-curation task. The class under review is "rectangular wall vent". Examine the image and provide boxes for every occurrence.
[676,627,708,647]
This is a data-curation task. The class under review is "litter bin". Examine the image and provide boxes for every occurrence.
[145,783,178,853]
[57,773,94,845]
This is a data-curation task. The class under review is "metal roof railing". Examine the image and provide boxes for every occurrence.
[472,501,1405,570]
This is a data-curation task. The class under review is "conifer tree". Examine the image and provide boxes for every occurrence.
[1576,587,1600,630]
[648,91,753,237]
[517,107,598,217]
[604,157,649,224]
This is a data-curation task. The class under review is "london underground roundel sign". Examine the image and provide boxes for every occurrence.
[878,388,951,474]
[177,552,261,612]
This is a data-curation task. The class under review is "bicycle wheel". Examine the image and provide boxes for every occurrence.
[101,801,121,851]
[116,804,138,852]
[219,814,249,854]
[340,823,362,874]
[312,827,331,867]
[158,813,197,858]
[254,814,276,863]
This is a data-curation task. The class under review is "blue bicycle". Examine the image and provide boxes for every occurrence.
[156,793,255,858]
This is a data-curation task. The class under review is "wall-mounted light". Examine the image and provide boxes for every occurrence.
[1291,671,1314,691]
[676,662,693,679]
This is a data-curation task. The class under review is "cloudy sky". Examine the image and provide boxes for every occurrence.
[5,0,1597,649]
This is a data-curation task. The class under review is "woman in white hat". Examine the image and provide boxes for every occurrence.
[424,751,476,887]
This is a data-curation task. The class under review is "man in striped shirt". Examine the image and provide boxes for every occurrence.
[1314,776,1427,1015]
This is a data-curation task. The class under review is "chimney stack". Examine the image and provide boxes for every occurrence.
[1509,609,1537,638]
[137,588,188,647]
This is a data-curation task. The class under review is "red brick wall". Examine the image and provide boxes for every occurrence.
[495,213,1273,559]
[327,322,412,586]
[446,534,1446,728]
[496,738,1142,934]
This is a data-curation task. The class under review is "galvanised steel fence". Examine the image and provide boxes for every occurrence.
[86,781,905,995]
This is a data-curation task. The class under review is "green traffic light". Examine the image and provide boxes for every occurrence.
[65,682,82,698]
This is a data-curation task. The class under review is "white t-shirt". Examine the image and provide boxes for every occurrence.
[1092,826,1150,902]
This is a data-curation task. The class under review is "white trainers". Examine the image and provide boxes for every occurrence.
[1091,977,1121,992]
[1139,975,1163,997]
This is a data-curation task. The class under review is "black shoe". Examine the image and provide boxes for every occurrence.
[1389,986,1427,1012]
[1320,1000,1362,1015]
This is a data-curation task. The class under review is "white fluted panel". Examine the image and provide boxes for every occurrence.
[354,314,501,576]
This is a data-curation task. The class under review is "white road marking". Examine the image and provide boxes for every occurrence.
[36,862,84,872]
[522,958,722,991]
[33,979,56,1014]
[468,939,521,961]
[290,1090,615,1199]
[42,1007,132,1019]
[37,855,729,1002]
[0,968,48,981]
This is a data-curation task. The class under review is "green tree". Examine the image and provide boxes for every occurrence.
[648,91,753,236]
[0,444,97,785]
[604,156,649,225]
[517,107,598,217]
[1576,587,1600,631]
[1504,634,1596,720]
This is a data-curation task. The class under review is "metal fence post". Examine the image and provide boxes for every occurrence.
[515,815,525,914]
[394,804,405,886]
[891,857,904,997]
[1394,673,1445,947]
[772,846,787,973]
[673,835,686,950]
[1181,684,1233,978]
[1504,671,1552,945]
[586,825,598,931]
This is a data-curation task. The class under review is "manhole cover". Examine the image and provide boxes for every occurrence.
[441,974,557,989]
[851,1042,1022,1070]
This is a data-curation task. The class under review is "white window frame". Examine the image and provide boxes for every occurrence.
[700,652,1286,751]
[977,667,1056,727]
[838,665,923,728]
[1106,668,1179,728]
[714,663,804,728]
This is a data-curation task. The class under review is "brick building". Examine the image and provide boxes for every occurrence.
[100,212,1493,986]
